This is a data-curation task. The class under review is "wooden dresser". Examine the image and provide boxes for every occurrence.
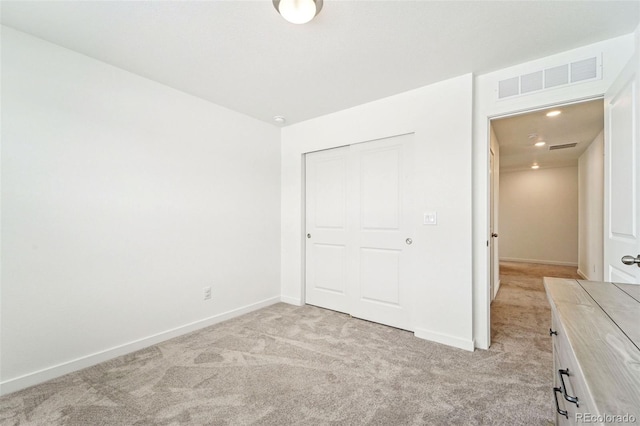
[544,278,640,425]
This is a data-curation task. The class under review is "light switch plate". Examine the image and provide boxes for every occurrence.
[423,212,437,225]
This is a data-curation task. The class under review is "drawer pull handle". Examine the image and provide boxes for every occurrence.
[558,369,579,406]
[553,387,569,419]
[549,328,557,336]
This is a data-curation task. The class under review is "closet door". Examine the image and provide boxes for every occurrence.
[305,134,415,331]
[349,135,414,330]
[305,146,350,313]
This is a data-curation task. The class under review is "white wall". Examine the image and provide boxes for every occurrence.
[0,27,281,395]
[499,166,579,266]
[473,34,634,349]
[578,131,605,280]
[281,74,474,351]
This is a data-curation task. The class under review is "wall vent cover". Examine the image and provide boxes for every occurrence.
[520,71,543,94]
[498,77,519,98]
[544,64,569,88]
[549,143,578,151]
[497,55,600,100]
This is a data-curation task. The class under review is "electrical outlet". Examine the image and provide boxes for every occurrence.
[203,286,212,301]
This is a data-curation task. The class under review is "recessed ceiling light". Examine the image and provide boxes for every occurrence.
[273,116,286,124]
[546,110,562,117]
[534,141,546,147]
[531,164,540,169]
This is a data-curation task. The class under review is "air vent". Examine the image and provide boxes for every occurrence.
[498,77,519,98]
[549,143,578,151]
[544,65,569,88]
[520,71,543,94]
[571,57,597,82]
[497,55,600,100]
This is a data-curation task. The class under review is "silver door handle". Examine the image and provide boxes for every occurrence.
[406,238,412,245]
[621,254,640,267]
[307,234,311,239]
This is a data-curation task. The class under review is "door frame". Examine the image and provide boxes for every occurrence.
[483,95,604,345]
[472,38,633,351]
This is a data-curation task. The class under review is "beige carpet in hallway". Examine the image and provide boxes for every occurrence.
[0,262,580,425]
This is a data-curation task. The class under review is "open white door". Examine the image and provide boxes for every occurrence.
[604,52,640,284]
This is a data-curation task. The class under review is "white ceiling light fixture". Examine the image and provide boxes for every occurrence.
[273,115,286,124]
[531,163,540,169]
[546,110,562,117]
[273,0,323,24]
[534,141,546,147]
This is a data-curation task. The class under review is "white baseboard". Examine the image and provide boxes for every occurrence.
[576,269,588,280]
[0,296,280,396]
[499,257,578,267]
[414,327,475,352]
[280,295,304,306]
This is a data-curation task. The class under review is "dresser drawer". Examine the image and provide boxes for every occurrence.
[551,312,594,424]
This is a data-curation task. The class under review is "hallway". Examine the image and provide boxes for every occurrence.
[491,261,581,352]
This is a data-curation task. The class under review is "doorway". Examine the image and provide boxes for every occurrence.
[488,99,605,334]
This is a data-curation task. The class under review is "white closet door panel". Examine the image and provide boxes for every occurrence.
[359,248,401,305]
[350,134,414,330]
[360,148,400,230]
[305,147,350,312]
[311,244,346,294]
[314,157,347,229]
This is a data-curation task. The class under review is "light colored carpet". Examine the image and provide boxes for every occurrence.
[0,262,580,425]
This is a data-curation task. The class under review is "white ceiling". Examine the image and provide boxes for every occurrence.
[1,1,638,126]
[492,99,604,172]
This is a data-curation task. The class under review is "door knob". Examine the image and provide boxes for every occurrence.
[491,233,498,238]
[405,238,413,245]
[621,254,640,267]
[307,233,311,239]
